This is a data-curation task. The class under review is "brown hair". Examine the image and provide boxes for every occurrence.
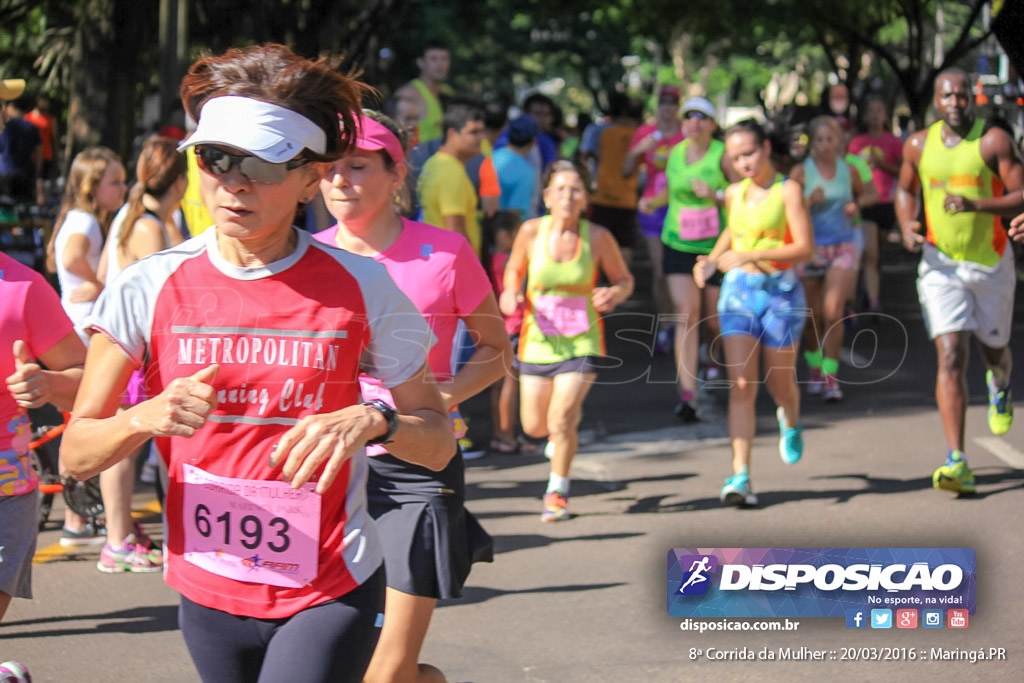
[119,136,187,251]
[46,146,123,273]
[179,43,368,162]
[808,115,841,143]
[542,159,590,192]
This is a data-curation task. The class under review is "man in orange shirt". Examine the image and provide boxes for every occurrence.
[588,94,644,263]
[24,95,58,195]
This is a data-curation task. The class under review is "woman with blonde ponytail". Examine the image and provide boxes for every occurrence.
[46,146,127,547]
[47,147,126,342]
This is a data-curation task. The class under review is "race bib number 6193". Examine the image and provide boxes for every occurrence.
[181,464,321,588]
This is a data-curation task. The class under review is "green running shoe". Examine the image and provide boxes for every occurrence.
[986,370,1013,436]
[932,450,976,495]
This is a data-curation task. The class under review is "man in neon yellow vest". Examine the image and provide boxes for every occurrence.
[897,67,1024,496]
[395,43,451,146]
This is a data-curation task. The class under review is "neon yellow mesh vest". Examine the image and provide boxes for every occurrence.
[919,119,1006,266]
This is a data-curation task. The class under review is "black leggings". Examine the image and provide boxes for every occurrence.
[179,567,385,683]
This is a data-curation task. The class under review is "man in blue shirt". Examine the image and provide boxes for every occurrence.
[492,115,538,218]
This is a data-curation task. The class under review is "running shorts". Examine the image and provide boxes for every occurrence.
[795,241,860,279]
[718,268,807,348]
[638,205,667,238]
[662,244,724,286]
[519,355,603,377]
[0,489,39,600]
[861,203,895,230]
[917,243,1015,348]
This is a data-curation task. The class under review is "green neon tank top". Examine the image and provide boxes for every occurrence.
[662,138,728,254]
[519,216,605,363]
[412,79,443,144]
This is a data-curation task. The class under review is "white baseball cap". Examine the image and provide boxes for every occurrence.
[682,97,717,121]
[179,96,326,162]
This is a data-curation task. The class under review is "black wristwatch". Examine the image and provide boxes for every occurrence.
[361,399,399,445]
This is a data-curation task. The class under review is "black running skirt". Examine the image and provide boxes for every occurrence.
[367,450,493,599]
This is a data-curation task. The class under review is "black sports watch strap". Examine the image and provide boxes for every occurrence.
[361,399,398,445]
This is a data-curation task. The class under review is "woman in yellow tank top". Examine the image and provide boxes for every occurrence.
[501,161,634,522]
[693,120,813,506]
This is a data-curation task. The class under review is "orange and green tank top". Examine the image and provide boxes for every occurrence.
[412,78,444,144]
[519,216,605,363]
[919,118,1006,266]
[727,174,793,270]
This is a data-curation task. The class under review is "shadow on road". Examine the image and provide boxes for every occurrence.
[439,581,627,609]
[619,467,1024,513]
[0,604,178,639]
[492,531,644,555]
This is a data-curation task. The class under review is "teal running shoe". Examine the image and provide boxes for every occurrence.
[986,370,1013,436]
[720,472,758,507]
[777,407,803,464]
[932,450,976,495]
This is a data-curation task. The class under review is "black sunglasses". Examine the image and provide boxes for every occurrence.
[195,145,310,184]
[684,111,710,121]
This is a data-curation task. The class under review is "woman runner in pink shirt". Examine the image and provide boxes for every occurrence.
[1,252,86,625]
[316,110,510,683]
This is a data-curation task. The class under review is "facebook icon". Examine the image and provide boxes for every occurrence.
[845,609,867,629]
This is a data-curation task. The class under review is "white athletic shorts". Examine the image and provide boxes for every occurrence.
[917,243,1015,348]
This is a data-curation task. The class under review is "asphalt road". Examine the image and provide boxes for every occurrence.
[3,242,1023,682]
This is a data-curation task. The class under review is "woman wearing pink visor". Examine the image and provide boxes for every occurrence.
[316,110,510,683]
[61,45,455,682]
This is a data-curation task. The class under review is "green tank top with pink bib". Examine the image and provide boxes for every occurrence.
[519,216,605,364]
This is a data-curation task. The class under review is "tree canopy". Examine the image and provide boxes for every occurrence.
[0,0,1008,165]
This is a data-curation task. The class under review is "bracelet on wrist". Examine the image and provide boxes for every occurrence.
[361,399,398,445]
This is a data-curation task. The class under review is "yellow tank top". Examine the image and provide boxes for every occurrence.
[919,119,1005,266]
[181,147,213,236]
[728,175,792,270]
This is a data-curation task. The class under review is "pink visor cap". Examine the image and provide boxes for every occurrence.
[351,115,405,164]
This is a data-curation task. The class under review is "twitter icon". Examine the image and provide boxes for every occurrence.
[870,609,892,629]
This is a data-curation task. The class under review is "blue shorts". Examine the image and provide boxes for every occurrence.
[718,268,807,348]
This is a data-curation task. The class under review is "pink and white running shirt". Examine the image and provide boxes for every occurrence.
[0,253,74,496]
[316,219,490,449]
[630,123,685,199]
[87,228,433,618]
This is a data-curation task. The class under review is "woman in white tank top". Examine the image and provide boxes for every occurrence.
[47,148,127,344]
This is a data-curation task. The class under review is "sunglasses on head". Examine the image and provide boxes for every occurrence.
[684,111,709,121]
[195,145,310,184]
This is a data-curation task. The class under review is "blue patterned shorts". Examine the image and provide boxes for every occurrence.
[718,268,808,348]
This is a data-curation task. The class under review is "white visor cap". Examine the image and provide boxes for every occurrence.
[178,96,327,162]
